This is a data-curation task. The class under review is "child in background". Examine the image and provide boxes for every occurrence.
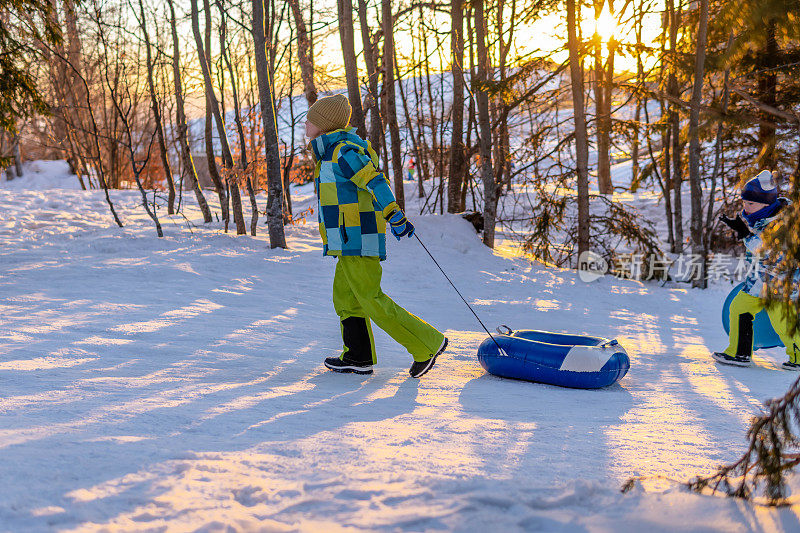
[714,170,800,370]
[407,157,416,181]
[305,94,448,378]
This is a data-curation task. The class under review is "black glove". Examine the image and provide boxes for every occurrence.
[719,214,753,240]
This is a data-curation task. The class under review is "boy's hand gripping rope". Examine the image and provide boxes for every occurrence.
[414,234,509,357]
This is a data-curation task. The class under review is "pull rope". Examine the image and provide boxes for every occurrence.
[414,234,508,356]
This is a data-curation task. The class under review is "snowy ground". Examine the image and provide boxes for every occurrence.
[2,163,800,531]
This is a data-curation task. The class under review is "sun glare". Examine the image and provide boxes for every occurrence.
[594,3,617,43]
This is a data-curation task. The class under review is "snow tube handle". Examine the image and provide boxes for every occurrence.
[496,324,513,336]
[600,339,619,348]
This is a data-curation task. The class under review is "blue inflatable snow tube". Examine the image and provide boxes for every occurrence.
[477,327,630,389]
[721,282,783,349]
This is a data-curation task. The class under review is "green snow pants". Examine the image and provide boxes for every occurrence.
[724,290,800,362]
[332,255,445,364]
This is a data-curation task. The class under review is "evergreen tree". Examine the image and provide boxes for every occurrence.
[0,0,60,136]
[763,173,800,332]
[707,0,800,173]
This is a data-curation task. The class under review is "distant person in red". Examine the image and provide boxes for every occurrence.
[407,157,416,181]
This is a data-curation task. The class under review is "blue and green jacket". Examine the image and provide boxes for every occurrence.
[742,198,799,298]
[310,128,400,261]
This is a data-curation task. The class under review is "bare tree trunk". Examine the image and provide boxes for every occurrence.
[201,17,226,227]
[475,0,495,248]
[643,96,675,253]
[668,0,683,252]
[63,0,89,182]
[664,121,675,251]
[337,0,366,137]
[758,19,778,169]
[94,14,162,237]
[496,0,514,195]
[630,1,647,184]
[706,33,735,236]
[671,110,683,252]
[287,0,317,105]
[396,62,426,199]
[383,0,405,209]
[283,40,297,218]
[567,0,590,257]
[461,4,475,211]
[2,133,12,180]
[39,0,88,184]
[632,104,641,183]
[658,2,675,252]
[420,9,440,196]
[601,38,615,192]
[167,0,213,223]
[47,2,70,166]
[12,134,23,178]
[252,0,287,248]
[688,0,709,288]
[204,0,246,235]
[270,0,289,219]
[447,0,465,213]
[592,0,614,195]
[356,0,381,153]
[3,135,15,180]
[631,3,643,184]
[205,105,227,226]
[219,1,258,236]
[51,40,123,226]
[411,42,427,199]
[137,0,176,214]
[191,0,245,233]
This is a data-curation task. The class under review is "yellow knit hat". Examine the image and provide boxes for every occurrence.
[307,94,352,133]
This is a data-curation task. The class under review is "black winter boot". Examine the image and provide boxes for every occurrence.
[712,351,753,367]
[713,312,755,367]
[409,337,448,378]
[324,357,374,374]
[782,343,800,371]
[325,317,375,375]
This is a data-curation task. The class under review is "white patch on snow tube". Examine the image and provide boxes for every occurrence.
[559,345,616,372]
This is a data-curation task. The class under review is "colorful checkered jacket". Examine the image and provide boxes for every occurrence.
[310,128,400,260]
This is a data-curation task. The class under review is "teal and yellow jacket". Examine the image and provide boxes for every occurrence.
[310,128,400,261]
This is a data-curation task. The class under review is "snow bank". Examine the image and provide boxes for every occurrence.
[1,165,799,531]
[1,160,83,191]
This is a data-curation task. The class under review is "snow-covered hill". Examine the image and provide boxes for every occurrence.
[1,169,799,531]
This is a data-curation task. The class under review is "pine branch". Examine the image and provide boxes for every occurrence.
[684,374,800,505]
